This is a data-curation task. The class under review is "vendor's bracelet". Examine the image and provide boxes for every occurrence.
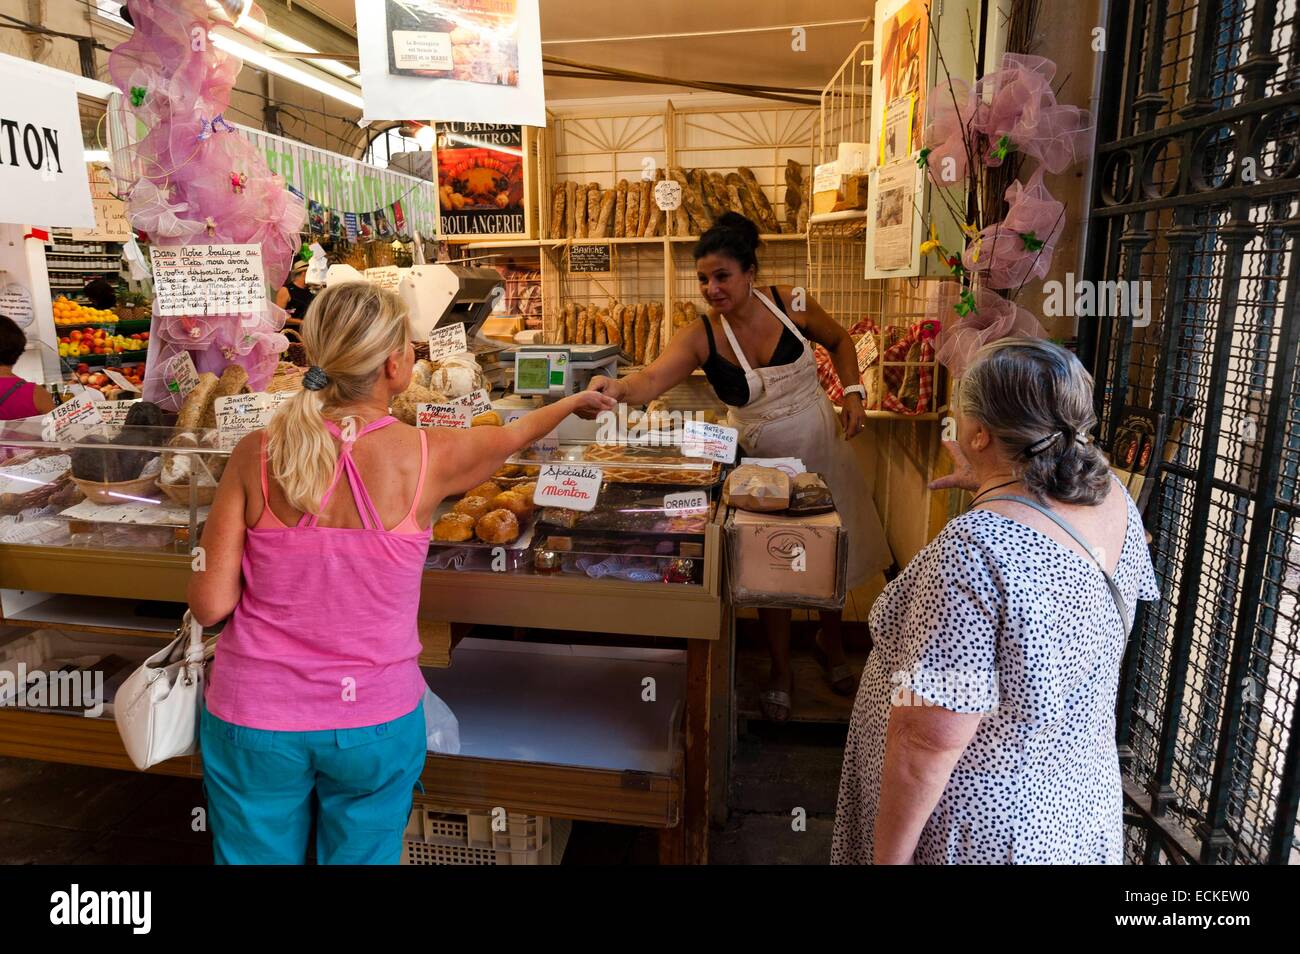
[843,384,867,401]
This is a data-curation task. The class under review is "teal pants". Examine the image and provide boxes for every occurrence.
[199,699,426,865]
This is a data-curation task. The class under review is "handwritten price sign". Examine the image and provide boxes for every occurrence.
[682,420,738,463]
[535,464,602,512]
[428,323,468,361]
[416,403,471,429]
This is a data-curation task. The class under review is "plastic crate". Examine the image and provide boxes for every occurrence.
[401,801,572,866]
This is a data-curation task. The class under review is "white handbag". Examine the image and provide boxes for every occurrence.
[114,611,214,771]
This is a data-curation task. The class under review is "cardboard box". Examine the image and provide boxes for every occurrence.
[726,508,847,609]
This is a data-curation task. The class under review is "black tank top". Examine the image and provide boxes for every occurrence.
[700,286,803,407]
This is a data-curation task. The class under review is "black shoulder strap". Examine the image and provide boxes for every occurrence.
[699,314,717,358]
[979,494,1132,636]
[769,285,786,313]
[0,378,24,408]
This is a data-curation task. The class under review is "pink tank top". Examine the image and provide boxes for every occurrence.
[204,416,432,731]
[0,378,42,420]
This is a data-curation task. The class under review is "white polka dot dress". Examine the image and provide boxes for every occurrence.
[831,491,1159,864]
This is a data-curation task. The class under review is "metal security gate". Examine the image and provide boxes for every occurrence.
[1083,0,1300,863]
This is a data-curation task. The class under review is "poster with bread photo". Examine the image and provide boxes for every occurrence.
[358,0,544,126]
[436,122,526,237]
[877,0,929,160]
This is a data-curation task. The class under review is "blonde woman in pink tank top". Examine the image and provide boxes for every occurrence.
[187,282,614,865]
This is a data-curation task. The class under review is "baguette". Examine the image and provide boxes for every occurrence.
[645,303,662,363]
[600,309,622,347]
[565,181,578,238]
[727,172,762,227]
[689,170,717,226]
[785,161,803,233]
[595,310,608,344]
[174,371,219,432]
[671,301,686,337]
[634,304,649,364]
[564,303,577,342]
[587,183,601,237]
[595,189,616,238]
[671,167,710,234]
[739,167,780,233]
[797,176,810,234]
[625,188,641,241]
[700,173,728,221]
[645,203,664,237]
[199,364,249,430]
[637,179,652,236]
[725,182,745,216]
[549,183,565,239]
[612,303,629,350]
[615,180,628,238]
[573,184,588,238]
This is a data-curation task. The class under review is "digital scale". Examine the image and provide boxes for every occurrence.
[511,344,620,399]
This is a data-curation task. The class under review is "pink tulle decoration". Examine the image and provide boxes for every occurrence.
[961,168,1065,289]
[929,282,1047,379]
[108,0,304,410]
[923,53,1095,177]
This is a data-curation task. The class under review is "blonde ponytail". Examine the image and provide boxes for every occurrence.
[267,282,410,513]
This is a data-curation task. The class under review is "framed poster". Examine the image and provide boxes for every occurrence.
[436,122,528,237]
[357,0,545,127]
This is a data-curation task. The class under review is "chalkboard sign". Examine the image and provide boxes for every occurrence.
[568,243,612,274]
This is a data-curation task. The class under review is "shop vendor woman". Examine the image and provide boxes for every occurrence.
[583,212,892,720]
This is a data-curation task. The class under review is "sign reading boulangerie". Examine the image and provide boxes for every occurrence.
[0,57,92,228]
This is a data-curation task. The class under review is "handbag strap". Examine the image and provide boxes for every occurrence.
[0,378,24,409]
[979,495,1132,635]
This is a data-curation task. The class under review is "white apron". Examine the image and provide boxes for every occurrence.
[719,291,892,589]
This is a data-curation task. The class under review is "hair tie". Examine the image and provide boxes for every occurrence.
[1024,431,1062,458]
[303,366,329,391]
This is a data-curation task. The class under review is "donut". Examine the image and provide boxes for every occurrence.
[432,512,475,542]
[490,491,533,518]
[452,495,491,520]
[475,509,520,544]
[468,480,503,501]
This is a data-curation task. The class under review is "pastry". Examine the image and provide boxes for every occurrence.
[471,411,503,427]
[452,495,492,520]
[515,481,537,501]
[468,480,503,500]
[490,490,533,518]
[615,180,628,238]
[433,512,476,542]
[475,508,520,544]
[496,464,527,478]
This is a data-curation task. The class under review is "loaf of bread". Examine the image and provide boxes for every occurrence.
[615,180,628,238]
[671,167,710,234]
[739,167,780,233]
[565,181,578,237]
[198,364,249,430]
[563,303,577,342]
[726,173,762,227]
[573,184,588,238]
[586,183,601,236]
[549,184,565,239]
[797,175,810,233]
[645,304,661,364]
[595,309,608,345]
[634,304,649,364]
[625,187,640,240]
[595,189,615,237]
[174,372,219,432]
[725,182,745,216]
[700,173,728,221]
[601,308,622,347]
[785,160,803,233]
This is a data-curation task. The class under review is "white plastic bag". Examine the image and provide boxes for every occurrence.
[422,687,460,754]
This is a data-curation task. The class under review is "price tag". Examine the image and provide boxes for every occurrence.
[428,323,468,360]
[664,490,709,517]
[44,395,104,442]
[103,369,141,393]
[451,388,493,417]
[163,352,200,401]
[417,403,471,429]
[98,399,141,426]
[855,333,879,372]
[654,180,682,212]
[215,393,273,431]
[682,420,738,463]
[535,463,602,513]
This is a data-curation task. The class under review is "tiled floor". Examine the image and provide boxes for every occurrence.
[0,718,847,865]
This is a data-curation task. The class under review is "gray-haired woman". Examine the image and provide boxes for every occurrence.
[831,339,1160,864]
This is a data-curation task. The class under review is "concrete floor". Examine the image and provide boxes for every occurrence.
[0,720,846,865]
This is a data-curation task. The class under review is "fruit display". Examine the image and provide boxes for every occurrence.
[68,362,145,399]
[58,328,149,359]
[52,296,118,327]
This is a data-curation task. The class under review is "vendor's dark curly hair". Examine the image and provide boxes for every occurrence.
[693,212,761,274]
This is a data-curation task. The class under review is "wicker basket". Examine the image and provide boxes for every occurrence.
[156,480,217,507]
[71,474,161,506]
